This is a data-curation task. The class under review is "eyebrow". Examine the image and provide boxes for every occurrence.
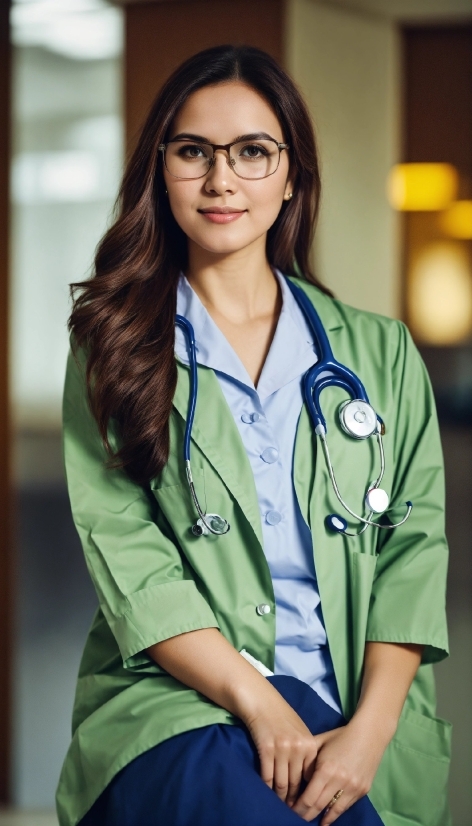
[169,131,279,144]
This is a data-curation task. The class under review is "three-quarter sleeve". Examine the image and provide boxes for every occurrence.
[366,322,449,664]
[63,346,219,670]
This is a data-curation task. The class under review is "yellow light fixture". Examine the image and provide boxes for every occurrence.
[439,200,472,239]
[408,242,472,345]
[387,163,458,211]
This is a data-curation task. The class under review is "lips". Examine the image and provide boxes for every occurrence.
[198,207,246,224]
[199,207,245,213]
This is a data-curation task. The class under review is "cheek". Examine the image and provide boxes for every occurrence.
[249,182,287,228]
[166,185,201,231]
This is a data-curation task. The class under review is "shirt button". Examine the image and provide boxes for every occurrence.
[241,412,261,424]
[256,603,271,616]
[266,510,282,526]
[261,447,278,463]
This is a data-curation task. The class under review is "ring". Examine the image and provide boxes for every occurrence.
[326,789,344,811]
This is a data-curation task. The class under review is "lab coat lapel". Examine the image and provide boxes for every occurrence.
[173,360,264,548]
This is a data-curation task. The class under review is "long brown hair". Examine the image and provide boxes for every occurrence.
[69,45,331,486]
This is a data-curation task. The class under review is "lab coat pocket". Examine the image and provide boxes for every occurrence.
[370,707,452,826]
[152,465,205,531]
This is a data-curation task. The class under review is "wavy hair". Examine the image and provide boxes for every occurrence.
[68,44,331,485]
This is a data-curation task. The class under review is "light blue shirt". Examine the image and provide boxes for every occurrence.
[175,272,341,712]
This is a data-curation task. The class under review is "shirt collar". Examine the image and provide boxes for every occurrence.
[175,270,318,400]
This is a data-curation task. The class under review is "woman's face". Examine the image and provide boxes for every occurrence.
[163,81,293,259]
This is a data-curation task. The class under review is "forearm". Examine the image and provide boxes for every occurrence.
[289,642,423,822]
[351,641,423,744]
[147,628,284,723]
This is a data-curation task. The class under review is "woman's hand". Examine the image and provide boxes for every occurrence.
[289,641,424,823]
[149,631,422,823]
[291,717,387,823]
[245,701,387,823]
[243,698,319,809]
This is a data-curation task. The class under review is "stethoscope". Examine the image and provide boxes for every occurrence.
[176,277,412,539]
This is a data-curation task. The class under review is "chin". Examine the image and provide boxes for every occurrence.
[191,233,260,257]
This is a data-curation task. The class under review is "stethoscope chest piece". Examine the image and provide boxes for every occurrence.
[339,400,377,439]
[192,514,230,537]
[365,486,389,514]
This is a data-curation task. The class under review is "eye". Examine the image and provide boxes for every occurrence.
[239,143,269,160]
[178,143,210,161]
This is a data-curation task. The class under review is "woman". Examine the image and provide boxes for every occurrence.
[57,46,451,826]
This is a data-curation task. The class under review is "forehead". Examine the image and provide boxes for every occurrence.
[170,81,283,141]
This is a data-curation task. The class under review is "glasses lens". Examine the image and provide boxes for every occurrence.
[231,140,280,179]
[164,141,212,179]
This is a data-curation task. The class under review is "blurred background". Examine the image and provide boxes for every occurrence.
[0,0,471,823]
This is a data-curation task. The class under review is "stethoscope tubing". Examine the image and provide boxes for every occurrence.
[285,280,370,432]
[176,314,230,536]
[175,315,197,463]
[176,277,412,538]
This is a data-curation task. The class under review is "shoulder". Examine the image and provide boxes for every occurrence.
[289,277,410,362]
[287,278,430,413]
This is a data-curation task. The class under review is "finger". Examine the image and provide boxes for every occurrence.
[302,745,318,784]
[292,770,330,820]
[321,792,355,825]
[273,757,289,802]
[286,754,305,808]
[297,788,341,823]
[259,751,275,790]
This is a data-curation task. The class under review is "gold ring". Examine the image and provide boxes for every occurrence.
[326,789,344,811]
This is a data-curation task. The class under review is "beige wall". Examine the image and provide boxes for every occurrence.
[286,0,401,318]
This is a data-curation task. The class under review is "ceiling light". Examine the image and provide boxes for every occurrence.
[439,200,472,240]
[408,242,472,345]
[11,0,123,61]
[387,163,458,211]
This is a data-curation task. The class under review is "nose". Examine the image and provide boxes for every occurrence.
[204,149,237,194]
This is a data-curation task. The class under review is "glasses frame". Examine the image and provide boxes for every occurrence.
[159,136,289,181]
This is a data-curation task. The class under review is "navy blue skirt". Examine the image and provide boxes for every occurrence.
[80,675,382,825]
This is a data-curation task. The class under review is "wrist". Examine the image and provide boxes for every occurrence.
[348,704,398,749]
[226,674,281,724]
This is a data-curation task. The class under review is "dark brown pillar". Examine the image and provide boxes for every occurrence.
[0,0,11,804]
[402,24,472,324]
[125,0,284,149]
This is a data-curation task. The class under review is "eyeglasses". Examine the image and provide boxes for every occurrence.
[159,134,289,181]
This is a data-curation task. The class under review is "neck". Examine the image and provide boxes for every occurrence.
[185,238,278,323]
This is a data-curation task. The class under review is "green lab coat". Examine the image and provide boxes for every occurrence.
[56,278,451,826]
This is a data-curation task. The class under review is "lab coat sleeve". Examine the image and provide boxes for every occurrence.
[366,322,449,664]
[63,346,219,671]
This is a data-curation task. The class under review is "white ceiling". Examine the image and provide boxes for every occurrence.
[112,0,472,22]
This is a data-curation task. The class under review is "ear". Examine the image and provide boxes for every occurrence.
[283,180,294,201]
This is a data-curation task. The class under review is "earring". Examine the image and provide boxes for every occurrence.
[284,192,293,200]
[165,189,168,196]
